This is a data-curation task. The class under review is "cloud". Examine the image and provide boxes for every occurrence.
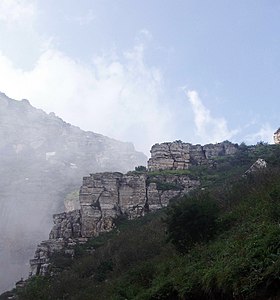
[0,0,37,25]
[0,34,172,155]
[186,90,238,143]
[244,123,274,144]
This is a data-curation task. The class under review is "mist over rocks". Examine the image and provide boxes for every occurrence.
[0,92,146,292]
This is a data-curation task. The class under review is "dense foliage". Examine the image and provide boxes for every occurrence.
[6,143,280,300]
[165,193,220,253]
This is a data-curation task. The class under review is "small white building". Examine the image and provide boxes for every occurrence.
[273,128,280,144]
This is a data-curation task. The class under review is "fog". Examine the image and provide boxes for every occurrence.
[0,93,146,293]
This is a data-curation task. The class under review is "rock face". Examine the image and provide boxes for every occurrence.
[148,140,239,171]
[274,129,280,144]
[0,92,146,292]
[30,171,200,276]
[49,210,82,240]
[244,158,267,175]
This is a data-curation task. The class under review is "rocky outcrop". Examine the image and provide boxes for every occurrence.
[30,210,87,277]
[79,172,200,237]
[148,140,238,171]
[30,170,200,276]
[49,210,82,240]
[274,128,280,144]
[244,158,267,175]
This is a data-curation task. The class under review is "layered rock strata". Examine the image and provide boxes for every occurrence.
[30,171,200,276]
[148,140,239,171]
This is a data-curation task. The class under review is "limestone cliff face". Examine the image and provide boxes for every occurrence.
[274,129,280,144]
[30,171,200,276]
[46,172,199,238]
[78,172,200,238]
[148,140,239,171]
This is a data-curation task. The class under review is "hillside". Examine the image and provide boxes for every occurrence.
[5,142,280,300]
[0,92,146,292]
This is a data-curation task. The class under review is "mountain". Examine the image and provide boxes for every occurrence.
[0,92,146,292]
[6,142,280,300]
[27,140,239,278]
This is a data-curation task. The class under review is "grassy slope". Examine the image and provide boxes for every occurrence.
[7,143,280,300]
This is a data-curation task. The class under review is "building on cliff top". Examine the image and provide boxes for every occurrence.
[274,128,280,144]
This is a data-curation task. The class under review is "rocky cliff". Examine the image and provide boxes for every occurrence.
[29,140,241,277]
[30,170,200,276]
[0,92,146,292]
[148,140,239,171]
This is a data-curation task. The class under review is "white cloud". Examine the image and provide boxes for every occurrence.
[0,36,172,154]
[245,123,274,144]
[186,90,237,143]
[0,0,37,25]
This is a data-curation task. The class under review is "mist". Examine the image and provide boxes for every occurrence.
[0,92,146,292]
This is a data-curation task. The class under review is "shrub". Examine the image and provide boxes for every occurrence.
[135,165,147,172]
[166,193,220,253]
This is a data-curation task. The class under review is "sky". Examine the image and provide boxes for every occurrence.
[0,0,279,155]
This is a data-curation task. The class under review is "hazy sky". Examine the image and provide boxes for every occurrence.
[0,0,279,154]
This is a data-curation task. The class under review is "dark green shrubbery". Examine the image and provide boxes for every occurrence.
[134,165,147,172]
[17,276,51,300]
[156,180,182,191]
[165,193,220,253]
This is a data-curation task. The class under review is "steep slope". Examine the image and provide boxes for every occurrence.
[0,92,146,292]
[26,140,239,278]
[11,143,280,300]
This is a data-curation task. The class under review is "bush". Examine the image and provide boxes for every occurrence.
[135,165,147,172]
[17,276,50,300]
[166,193,220,253]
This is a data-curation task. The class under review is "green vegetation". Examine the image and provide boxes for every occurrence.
[14,144,280,299]
[134,165,147,172]
[166,192,220,253]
